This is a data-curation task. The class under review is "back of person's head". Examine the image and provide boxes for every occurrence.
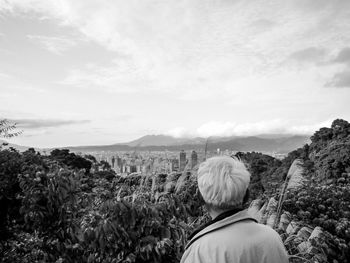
[197,156,250,210]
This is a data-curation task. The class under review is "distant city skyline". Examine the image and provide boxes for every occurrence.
[1,0,350,147]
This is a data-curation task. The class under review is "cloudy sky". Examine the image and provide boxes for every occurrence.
[1,0,350,147]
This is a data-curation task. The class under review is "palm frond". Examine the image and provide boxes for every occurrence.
[151,175,157,193]
[175,162,192,193]
[0,119,22,138]
[266,212,277,228]
[175,173,187,193]
[278,212,291,231]
[261,197,277,224]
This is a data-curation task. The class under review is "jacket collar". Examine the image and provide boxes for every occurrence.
[185,209,258,250]
[188,207,244,241]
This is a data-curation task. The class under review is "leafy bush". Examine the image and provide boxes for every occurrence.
[283,176,350,262]
[1,119,350,263]
[0,146,205,262]
[50,149,92,173]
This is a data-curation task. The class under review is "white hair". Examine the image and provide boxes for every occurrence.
[197,156,250,210]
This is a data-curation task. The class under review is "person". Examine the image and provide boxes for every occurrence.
[180,156,289,263]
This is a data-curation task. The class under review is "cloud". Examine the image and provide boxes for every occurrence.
[20,129,53,138]
[165,127,194,138]
[326,48,350,88]
[0,92,17,99]
[333,47,350,65]
[3,0,350,97]
[59,58,233,99]
[289,47,327,63]
[9,118,90,129]
[0,1,328,85]
[59,60,154,94]
[293,0,350,12]
[1,0,349,149]
[250,19,277,31]
[0,71,11,78]
[27,35,77,54]
[165,119,333,138]
[327,70,350,88]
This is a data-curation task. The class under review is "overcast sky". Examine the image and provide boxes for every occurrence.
[1,0,350,147]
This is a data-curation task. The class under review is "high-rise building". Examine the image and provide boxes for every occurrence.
[116,156,122,168]
[171,159,179,172]
[130,165,137,173]
[191,150,198,169]
[121,159,126,173]
[179,150,186,171]
[111,156,115,168]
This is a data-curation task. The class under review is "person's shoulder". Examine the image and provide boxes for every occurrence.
[181,237,213,263]
[254,224,289,262]
[255,222,277,230]
[255,223,280,234]
[253,223,286,245]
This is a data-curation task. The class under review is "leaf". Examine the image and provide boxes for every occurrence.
[160,227,171,239]
[87,254,95,263]
[140,235,157,245]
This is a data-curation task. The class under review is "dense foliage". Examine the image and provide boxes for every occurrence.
[235,151,282,199]
[1,118,350,262]
[281,119,350,262]
[283,179,350,262]
[0,147,206,262]
[50,149,93,174]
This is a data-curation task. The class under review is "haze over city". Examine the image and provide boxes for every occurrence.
[1,0,350,148]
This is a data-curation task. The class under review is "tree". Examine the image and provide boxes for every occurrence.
[0,119,22,239]
[0,148,23,239]
[50,149,92,173]
[99,160,112,171]
[84,154,97,163]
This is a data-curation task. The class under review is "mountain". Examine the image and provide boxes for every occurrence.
[0,134,310,154]
[122,135,199,147]
[67,134,310,154]
[0,139,30,152]
[217,135,310,153]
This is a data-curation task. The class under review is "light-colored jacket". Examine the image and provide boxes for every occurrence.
[181,210,289,263]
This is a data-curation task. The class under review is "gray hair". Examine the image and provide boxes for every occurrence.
[197,156,250,210]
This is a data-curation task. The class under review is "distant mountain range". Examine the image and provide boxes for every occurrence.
[119,135,207,147]
[67,134,311,154]
[1,134,311,154]
[0,139,31,152]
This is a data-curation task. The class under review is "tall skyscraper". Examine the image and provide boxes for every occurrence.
[130,165,137,173]
[121,159,126,173]
[116,156,122,167]
[191,150,198,169]
[171,159,179,172]
[179,150,186,171]
[111,156,115,168]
